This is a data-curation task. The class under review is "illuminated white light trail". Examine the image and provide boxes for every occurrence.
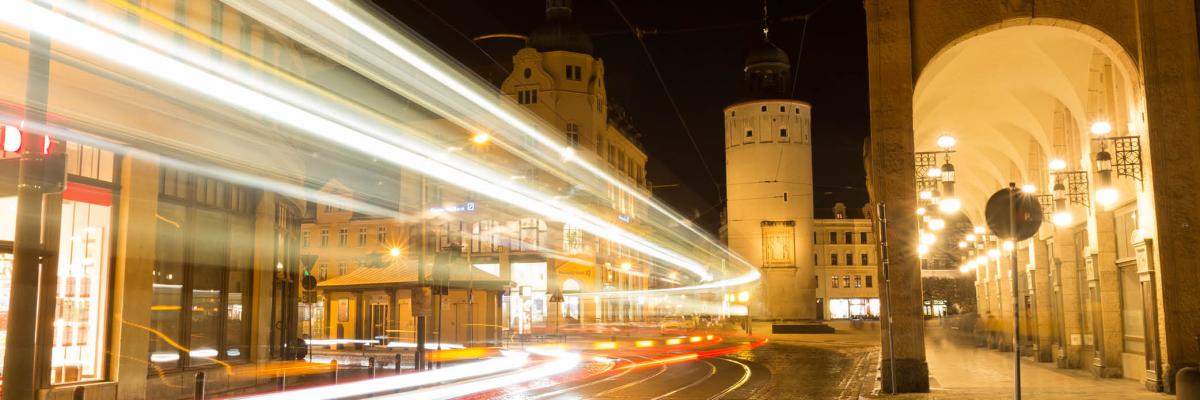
[375,351,582,400]
[227,0,752,276]
[232,351,531,400]
[7,1,720,283]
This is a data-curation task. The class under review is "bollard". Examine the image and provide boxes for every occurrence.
[72,386,85,400]
[330,359,339,384]
[194,371,206,400]
[369,357,377,379]
[395,352,404,375]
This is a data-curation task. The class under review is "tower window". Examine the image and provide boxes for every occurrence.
[574,65,582,80]
[780,128,788,138]
[760,106,767,112]
[523,68,531,79]
[745,130,753,138]
[795,108,800,114]
[731,111,736,117]
[780,106,785,112]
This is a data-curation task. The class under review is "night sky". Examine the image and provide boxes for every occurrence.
[375,0,870,233]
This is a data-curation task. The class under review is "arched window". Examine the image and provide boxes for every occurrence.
[562,278,582,292]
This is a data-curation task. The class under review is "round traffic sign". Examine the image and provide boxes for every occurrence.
[985,187,1042,241]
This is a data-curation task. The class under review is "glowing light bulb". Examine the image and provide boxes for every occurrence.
[938,198,961,214]
[917,244,930,256]
[471,132,491,144]
[916,207,926,216]
[1090,121,1113,136]
[1021,184,1036,193]
[958,241,967,249]
[1049,159,1067,171]
[927,167,942,178]
[988,249,1000,259]
[936,135,957,149]
[1052,211,1073,227]
[920,232,937,245]
[1003,241,1014,251]
[965,233,977,242]
[919,191,933,200]
[389,247,401,257]
[974,226,986,235]
[929,218,945,231]
[1097,187,1118,207]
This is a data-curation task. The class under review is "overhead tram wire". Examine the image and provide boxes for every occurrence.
[605,0,724,201]
[786,0,834,99]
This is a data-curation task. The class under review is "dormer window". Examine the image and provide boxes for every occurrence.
[518,89,539,104]
[565,65,582,81]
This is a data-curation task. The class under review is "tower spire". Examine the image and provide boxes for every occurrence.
[762,0,770,41]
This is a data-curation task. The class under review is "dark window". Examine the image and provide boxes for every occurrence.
[866,275,873,288]
[779,106,785,112]
[745,130,753,138]
[760,105,767,112]
[813,232,817,244]
[860,232,868,244]
[377,226,388,243]
[831,254,838,266]
[795,108,800,114]
[814,253,818,265]
[573,65,582,80]
[523,68,531,78]
[846,253,854,265]
[565,65,573,80]
[829,232,837,244]
[780,128,788,138]
[845,232,853,244]
[861,253,869,265]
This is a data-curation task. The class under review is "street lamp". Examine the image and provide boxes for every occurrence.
[928,218,945,231]
[471,132,491,144]
[936,135,957,150]
[1095,143,1118,207]
[389,247,402,258]
[938,161,960,214]
[1051,179,1073,227]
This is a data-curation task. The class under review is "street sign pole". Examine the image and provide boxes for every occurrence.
[1008,183,1022,400]
[986,183,1040,400]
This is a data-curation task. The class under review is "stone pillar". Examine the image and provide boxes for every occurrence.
[112,154,159,399]
[1091,210,1124,377]
[1053,232,1084,368]
[1031,239,1055,362]
[864,0,928,392]
[1137,0,1200,393]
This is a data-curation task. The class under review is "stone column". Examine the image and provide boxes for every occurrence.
[112,154,159,399]
[864,0,928,392]
[1091,210,1123,377]
[1053,232,1084,368]
[1031,239,1055,362]
[1138,0,1200,393]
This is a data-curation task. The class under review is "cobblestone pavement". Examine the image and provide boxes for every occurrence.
[733,321,880,400]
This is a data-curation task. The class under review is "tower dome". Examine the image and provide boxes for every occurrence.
[743,39,791,99]
[527,0,594,55]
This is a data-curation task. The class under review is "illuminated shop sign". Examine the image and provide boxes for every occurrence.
[430,201,476,213]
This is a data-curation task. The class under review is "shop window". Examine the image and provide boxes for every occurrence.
[49,198,114,384]
[357,227,368,246]
[149,172,257,370]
